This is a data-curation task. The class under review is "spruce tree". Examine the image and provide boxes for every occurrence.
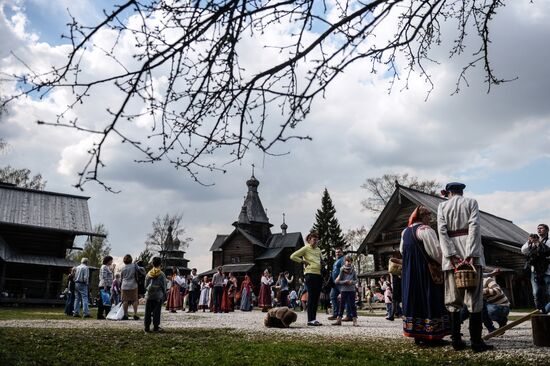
[312,189,346,268]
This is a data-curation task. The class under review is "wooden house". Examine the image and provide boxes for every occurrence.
[201,175,304,290]
[357,184,531,307]
[0,183,103,304]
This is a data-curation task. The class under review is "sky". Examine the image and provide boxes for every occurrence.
[1,0,549,273]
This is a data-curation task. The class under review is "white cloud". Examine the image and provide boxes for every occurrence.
[2,1,550,273]
[474,189,550,234]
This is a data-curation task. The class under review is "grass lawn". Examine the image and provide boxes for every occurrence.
[0,327,529,366]
[0,307,543,365]
[0,307,144,320]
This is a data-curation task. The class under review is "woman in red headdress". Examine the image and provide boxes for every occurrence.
[401,206,450,345]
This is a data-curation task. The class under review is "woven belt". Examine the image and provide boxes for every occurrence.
[448,228,469,237]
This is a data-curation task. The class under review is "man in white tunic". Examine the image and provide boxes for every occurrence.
[437,182,493,353]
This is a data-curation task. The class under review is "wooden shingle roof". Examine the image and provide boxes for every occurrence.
[358,185,529,254]
[0,184,99,236]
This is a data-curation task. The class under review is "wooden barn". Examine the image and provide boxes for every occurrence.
[201,174,304,290]
[357,184,531,307]
[0,183,103,304]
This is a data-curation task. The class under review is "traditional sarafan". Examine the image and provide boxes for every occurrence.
[401,206,450,343]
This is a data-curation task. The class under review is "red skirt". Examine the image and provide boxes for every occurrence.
[221,285,234,312]
[166,284,183,311]
[258,284,272,308]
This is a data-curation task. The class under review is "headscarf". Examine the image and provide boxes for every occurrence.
[407,205,431,227]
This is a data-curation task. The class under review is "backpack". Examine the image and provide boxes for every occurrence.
[147,276,165,299]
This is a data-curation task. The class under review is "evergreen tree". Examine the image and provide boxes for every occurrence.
[312,189,346,268]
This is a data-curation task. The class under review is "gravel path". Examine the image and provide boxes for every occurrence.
[0,308,547,362]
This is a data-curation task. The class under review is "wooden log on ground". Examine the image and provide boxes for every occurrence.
[483,309,540,340]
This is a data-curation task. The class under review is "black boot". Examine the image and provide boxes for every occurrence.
[470,312,494,353]
[450,311,467,351]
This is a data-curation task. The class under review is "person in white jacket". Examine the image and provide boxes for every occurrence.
[437,182,493,353]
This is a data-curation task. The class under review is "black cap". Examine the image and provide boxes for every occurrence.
[441,182,466,197]
[445,182,466,192]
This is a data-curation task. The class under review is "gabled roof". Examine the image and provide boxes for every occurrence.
[0,184,100,236]
[256,247,284,260]
[267,232,303,248]
[209,234,229,251]
[358,185,529,254]
[237,228,267,248]
[209,228,267,252]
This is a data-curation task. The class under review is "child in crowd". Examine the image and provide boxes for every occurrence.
[365,286,374,313]
[144,257,167,333]
[111,273,121,305]
[289,289,298,310]
[332,255,358,326]
[384,283,393,321]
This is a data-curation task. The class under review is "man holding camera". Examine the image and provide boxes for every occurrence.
[521,224,550,313]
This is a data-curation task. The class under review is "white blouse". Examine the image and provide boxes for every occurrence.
[400,224,442,264]
[261,275,273,286]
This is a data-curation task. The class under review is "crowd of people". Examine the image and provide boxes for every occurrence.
[62,181,549,351]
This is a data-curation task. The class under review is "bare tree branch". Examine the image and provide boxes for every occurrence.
[2,0,513,190]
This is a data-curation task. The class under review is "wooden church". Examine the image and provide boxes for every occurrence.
[357,183,531,307]
[201,174,304,290]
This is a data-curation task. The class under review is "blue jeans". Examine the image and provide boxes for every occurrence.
[64,292,75,315]
[73,283,90,316]
[484,303,509,331]
[385,303,393,318]
[339,291,357,318]
[330,287,351,317]
[111,292,120,305]
[531,272,550,311]
[290,298,297,310]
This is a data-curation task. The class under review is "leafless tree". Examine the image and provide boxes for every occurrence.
[361,173,440,212]
[145,213,192,255]
[344,225,373,274]
[2,0,511,190]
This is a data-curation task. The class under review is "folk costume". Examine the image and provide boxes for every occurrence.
[258,273,273,311]
[165,274,184,312]
[221,276,236,312]
[400,207,450,343]
[437,182,492,352]
[199,280,211,311]
[240,275,253,311]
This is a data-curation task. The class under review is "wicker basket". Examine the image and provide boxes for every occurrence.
[454,262,477,289]
[388,258,403,276]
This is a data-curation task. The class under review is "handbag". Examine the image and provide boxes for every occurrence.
[100,289,111,306]
[413,226,444,285]
[388,258,402,276]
